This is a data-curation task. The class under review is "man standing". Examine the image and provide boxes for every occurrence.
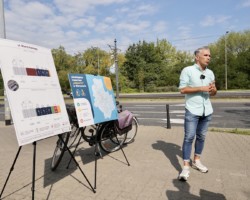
[178,46,217,181]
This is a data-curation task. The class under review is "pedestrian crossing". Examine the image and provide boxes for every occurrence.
[124,103,222,126]
[124,103,185,126]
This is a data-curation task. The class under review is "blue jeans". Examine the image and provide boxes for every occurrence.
[182,109,212,162]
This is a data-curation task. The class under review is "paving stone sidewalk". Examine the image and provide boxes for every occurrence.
[0,122,250,200]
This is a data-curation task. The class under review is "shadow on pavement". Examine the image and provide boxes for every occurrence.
[151,141,226,199]
[43,142,129,188]
[166,179,226,200]
[152,140,182,172]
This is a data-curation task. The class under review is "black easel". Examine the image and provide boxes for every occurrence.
[0,137,96,200]
[58,134,96,193]
[66,125,102,189]
[0,142,37,200]
[32,141,36,199]
[66,124,130,189]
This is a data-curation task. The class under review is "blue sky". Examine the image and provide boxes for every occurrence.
[3,0,250,54]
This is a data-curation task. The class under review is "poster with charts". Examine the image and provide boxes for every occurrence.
[0,38,71,146]
[68,74,118,127]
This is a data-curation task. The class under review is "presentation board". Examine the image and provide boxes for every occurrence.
[0,38,71,146]
[68,74,118,127]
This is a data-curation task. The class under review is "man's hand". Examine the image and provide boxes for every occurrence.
[208,81,217,96]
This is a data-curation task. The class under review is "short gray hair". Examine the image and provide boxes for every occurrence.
[194,46,210,56]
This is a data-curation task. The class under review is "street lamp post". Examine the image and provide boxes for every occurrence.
[0,0,12,125]
[225,31,229,90]
[114,39,119,99]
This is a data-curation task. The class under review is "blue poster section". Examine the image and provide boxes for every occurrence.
[68,74,118,127]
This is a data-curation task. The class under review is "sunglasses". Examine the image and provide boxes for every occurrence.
[200,75,205,79]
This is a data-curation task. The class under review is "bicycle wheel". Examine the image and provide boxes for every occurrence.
[67,123,81,148]
[81,125,97,146]
[124,117,138,144]
[51,132,70,171]
[98,122,127,153]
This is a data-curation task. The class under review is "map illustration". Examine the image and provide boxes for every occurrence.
[68,74,118,127]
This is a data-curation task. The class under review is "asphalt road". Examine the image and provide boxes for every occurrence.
[120,101,250,129]
[0,99,249,129]
[118,90,250,99]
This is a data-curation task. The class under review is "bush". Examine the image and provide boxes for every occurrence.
[0,89,4,96]
[145,85,178,93]
[119,87,139,93]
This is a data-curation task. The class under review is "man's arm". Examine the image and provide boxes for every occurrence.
[180,83,217,96]
[180,85,212,94]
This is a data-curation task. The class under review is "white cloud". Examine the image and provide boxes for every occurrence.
[241,0,250,7]
[104,17,116,24]
[116,3,157,19]
[201,16,216,27]
[54,0,129,16]
[153,21,168,33]
[77,37,116,51]
[54,0,93,16]
[7,0,54,18]
[177,26,192,39]
[1,1,170,53]
[200,15,231,27]
[2,0,249,55]
[94,22,111,33]
[173,25,204,53]
[71,17,96,28]
[116,21,150,34]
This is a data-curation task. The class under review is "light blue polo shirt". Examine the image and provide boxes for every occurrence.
[179,64,215,116]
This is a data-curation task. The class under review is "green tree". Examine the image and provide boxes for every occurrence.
[122,39,193,92]
[52,46,75,92]
[209,30,250,89]
[123,40,165,92]
[155,39,193,88]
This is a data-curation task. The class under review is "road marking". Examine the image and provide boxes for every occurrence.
[171,104,185,106]
[132,110,223,126]
[137,117,184,124]
[130,111,167,113]
[138,118,160,120]
[161,118,184,124]
[170,110,185,114]
[219,107,250,110]
[125,107,155,109]
[133,105,168,107]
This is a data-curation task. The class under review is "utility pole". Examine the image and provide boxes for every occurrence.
[0,0,5,38]
[0,0,12,125]
[114,39,119,98]
[225,31,229,90]
[108,39,119,98]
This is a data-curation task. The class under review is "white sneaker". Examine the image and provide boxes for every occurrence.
[192,160,208,173]
[178,166,190,181]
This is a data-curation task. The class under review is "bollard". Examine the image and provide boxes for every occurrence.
[166,104,171,129]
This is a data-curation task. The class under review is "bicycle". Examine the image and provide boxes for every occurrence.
[116,102,138,144]
[51,103,134,171]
